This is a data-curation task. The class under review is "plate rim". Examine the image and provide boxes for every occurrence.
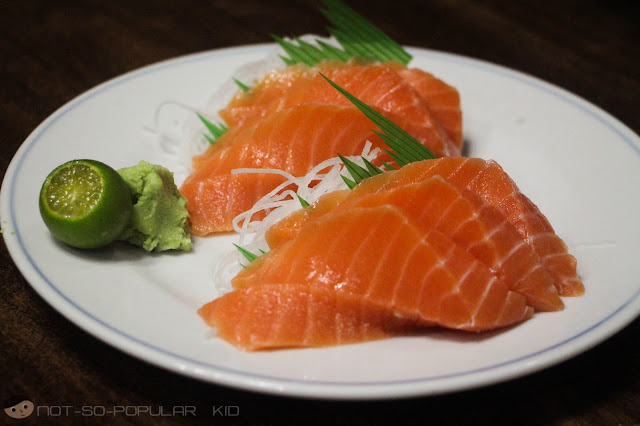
[2,43,640,400]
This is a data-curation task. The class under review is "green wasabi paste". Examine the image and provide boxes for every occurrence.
[117,161,192,252]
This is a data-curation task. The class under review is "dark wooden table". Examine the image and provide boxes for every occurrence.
[2,1,639,424]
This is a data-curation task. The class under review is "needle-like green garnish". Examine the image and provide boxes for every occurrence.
[382,162,397,171]
[297,194,311,207]
[321,0,411,65]
[233,78,251,93]
[320,73,437,185]
[275,0,412,67]
[273,35,352,66]
[338,154,374,188]
[341,175,357,189]
[198,114,228,144]
[362,157,384,176]
[233,243,265,265]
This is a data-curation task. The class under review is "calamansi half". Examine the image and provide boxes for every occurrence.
[39,159,133,249]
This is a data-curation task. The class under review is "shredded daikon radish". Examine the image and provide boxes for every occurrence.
[212,142,380,294]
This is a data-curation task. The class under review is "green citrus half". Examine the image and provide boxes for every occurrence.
[39,159,133,249]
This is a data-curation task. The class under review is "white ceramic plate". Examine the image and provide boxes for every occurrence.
[2,44,639,400]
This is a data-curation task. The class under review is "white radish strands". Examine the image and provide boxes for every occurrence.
[211,141,381,294]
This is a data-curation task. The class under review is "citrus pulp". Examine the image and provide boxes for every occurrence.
[39,159,133,249]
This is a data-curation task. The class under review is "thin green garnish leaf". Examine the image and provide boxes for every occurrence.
[321,0,412,65]
[362,157,384,176]
[321,73,437,165]
[297,194,310,207]
[341,175,357,189]
[338,154,372,186]
[386,149,409,167]
[233,78,251,93]
[234,244,261,264]
[316,39,354,61]
[198,113,228,144]
[272,35,351,66]
[381,160,397,171]
[338,155,383,187]
[325,74,436,185]
[273,35,322,66]
[274,0,411,67]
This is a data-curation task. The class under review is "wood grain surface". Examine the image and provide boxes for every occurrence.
[1,1,638,424]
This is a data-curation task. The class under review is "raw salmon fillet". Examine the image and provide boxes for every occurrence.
[393,66,463,149]
[198,283,416,351]
[265,157,582,297]
[181,103,451,235]
[219,61,460,157]
[265,189,351,248]
[361,158,583,296]
[180,173,286,235]
[181,104,387,235]
[375,158,582,296]
[232,205,534,333]
[266,176,563,311]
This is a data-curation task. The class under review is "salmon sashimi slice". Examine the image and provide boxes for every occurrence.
[181,102,454,235]
[265,157,583,297]
[265,189,350,248]
[393,66,463,149]
[192,103,452,177]
[198,283,417,351]
[233,205,534,332]
[266,176,562,311]
[181,104,385,235]
[361,157,583,296]
[179,173,286,235]
[219,63,316,128]
[188,104,386,177]
[182,104,399,234]
[219,61,460,157]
